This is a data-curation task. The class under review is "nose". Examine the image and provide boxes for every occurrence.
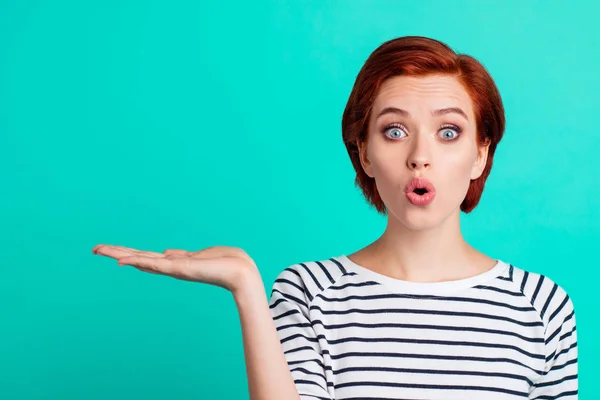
[408,157,431,170]
[406,135,431,171]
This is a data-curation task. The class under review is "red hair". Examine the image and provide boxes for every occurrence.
[342,36,505,214]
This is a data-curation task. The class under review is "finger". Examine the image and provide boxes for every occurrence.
[105,245,164,257]
[92,244,112,254]
[130,266,161,275]
[95,245,164,259]
[93,244,136,254]
[94,246,133,258]
[191,246,252,263]
[163,249,189,256]
[118,255,174,274]
[164,246,222,258]
[164,247,245,260]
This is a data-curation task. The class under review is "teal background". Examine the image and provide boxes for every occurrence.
[1,0,597,398]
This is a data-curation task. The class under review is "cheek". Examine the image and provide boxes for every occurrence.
[444,143,476,173]
[370,151,403,184]
[440,151,476,196]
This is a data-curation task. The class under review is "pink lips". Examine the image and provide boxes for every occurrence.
[404,177,436,206]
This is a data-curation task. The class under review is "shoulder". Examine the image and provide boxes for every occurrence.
[270,256,350,306]
[508,264,576,328]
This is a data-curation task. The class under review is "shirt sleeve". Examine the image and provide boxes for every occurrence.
[269,269,333,400]
[529,295,578,399]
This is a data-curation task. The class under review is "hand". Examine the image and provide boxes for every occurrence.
[92,244,260,293]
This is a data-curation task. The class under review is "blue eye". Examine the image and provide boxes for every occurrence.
[439,126,461,140]
[384,125,406,139]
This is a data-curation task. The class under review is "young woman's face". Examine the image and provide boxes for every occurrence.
[359,74,489,230]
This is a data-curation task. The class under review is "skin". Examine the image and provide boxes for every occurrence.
[349,74,497,283]
[91,245,301,399]
[90,73,498,399]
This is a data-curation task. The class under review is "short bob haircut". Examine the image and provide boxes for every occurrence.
[342,36,505,214]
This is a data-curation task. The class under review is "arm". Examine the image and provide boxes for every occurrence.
[233,269,301,400]
[267,268,334,400]
[92,244,303,400]
[529,296,578,399]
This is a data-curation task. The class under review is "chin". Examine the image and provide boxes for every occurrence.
[386,198,456,232]
[399,214,442,231]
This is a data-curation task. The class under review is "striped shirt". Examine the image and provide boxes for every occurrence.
[268,255,578,399]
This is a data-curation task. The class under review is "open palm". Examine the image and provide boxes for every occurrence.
[92,244,258,292]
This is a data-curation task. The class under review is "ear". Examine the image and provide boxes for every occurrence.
[470,140,490,180]
[357,140,374,178]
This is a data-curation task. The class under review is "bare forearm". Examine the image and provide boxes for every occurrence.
[233,270,300,400]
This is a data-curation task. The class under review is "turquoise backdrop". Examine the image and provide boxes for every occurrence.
[1,1,597,398]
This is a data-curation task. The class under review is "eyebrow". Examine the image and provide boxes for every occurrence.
[375,106,469,121]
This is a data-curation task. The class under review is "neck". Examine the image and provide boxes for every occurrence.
[354,211,493,283]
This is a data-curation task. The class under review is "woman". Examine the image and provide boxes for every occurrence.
[92,36,578,399]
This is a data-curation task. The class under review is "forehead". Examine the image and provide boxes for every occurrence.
[372,74,474,116]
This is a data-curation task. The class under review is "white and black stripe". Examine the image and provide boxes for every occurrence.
[269,255,578,400]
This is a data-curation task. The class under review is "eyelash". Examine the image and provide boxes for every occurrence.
[382,123,463,141]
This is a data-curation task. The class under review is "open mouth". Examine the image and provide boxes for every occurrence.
[404,177,436,206]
